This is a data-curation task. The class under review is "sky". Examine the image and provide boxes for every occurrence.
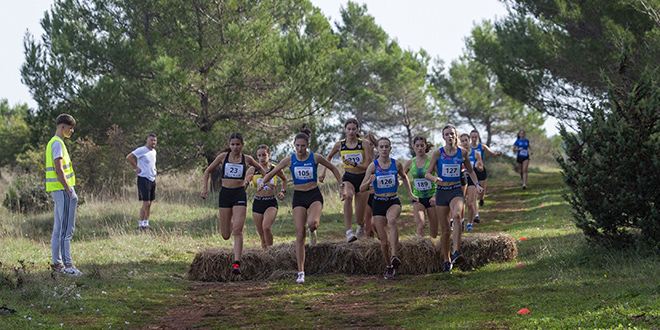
[0,0,559,136]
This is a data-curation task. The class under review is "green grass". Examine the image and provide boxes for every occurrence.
[1,167,659,329]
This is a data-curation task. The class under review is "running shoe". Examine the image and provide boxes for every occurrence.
[451,251,465,265]
[308,228,317,245]
[232,261,241,275]
[296,271,305,284]
[479,199,484,207]
[466,223,473,231]
[474,215,480,223]
[384,266,395,279]
[391,255,401,269]
[522,184,527,189]
[442,261,453,273]
[62,266,83,276]
[356,225,365,237]
[346,229,357,243]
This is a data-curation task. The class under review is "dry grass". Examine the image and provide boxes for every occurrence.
[186,233,518,281]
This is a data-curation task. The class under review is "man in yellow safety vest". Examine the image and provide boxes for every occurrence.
[46,114,82,276]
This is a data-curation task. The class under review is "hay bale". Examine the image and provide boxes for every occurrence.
[186,233,518,282]
[458,233,518,271]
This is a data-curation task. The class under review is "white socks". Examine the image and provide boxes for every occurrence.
[139,220,149,227]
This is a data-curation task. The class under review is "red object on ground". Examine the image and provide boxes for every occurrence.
[518,237,527,241]
[517,308,531,314]
[516,263,524,268]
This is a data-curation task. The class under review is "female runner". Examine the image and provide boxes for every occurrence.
[461,133,484,232]
[425,125,483,273]
[403,136,438,237]
[244,145,288,250]
[513,130,531,189]
[259,126,345,284]
[201,133,267,275]
[469,130,503,218]
[319,119,374,242]
[360,137,417,279]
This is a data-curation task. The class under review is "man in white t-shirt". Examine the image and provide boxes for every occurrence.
[126,134,157,230]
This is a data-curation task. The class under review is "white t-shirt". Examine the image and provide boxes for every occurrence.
[51,139,64,160]
[131,146,157,182]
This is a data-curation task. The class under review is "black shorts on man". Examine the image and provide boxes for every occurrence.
[137,176,156,201]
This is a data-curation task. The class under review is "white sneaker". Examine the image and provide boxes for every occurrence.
[356,225,365,237]
[296,271,305,284]
[62,266,83,276]
[308,228,317,245]
[346,229,357,243]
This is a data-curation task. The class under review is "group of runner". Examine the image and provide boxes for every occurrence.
[197,119,533,283]
[46,114,531,283]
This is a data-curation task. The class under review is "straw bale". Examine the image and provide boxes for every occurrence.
[186,232,518,282]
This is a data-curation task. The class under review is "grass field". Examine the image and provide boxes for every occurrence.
[1,165,659,329]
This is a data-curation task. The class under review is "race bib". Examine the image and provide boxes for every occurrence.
[343,152,363,166]
[377,174,396,189]
[294,166,313,180]
[414,178,432,191]
[442,164,460,178]
[257,178,275,190]
[224,163,244,178]
[519,149,528,157]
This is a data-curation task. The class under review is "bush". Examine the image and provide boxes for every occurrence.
[72,124,132,195]
[2,173,51,213]
[557,70,660,248]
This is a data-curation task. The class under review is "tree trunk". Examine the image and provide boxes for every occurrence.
[206,150,223,192]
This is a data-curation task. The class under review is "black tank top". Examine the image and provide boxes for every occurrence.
[221,153,246,180]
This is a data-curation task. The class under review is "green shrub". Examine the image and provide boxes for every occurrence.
[2,173,51,213]
[557,70,660,248]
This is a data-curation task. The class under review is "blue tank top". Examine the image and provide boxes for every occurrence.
[514,139,529,157]
[437,147,463,183]
[290,152,317,185]
[468,148,477,169]
[373,158,398,195]
[474,143,484,163]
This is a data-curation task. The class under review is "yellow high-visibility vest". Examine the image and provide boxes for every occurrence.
[45,136,76,192]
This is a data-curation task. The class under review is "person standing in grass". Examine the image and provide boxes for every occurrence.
[201,133,267,275]
[126,133,158,231]
[403,136,438,238]
[244,145,288,250]
[461,133,483,232]
[469,130,503,219]
[425,125,483,273]
[513,130,531,189]
[47,114,82,276]
[319,118,374,242]
[258,125,345,284]
[360,137,418,280]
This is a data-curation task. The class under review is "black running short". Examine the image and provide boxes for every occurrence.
[435,184,464,206]
[342,172,366,191]
[475,167,487,181]
[517,155,530,164]
[414,197,433,209]
[367,193,375,209]
[137,177,156,201]
[252,196,278,215]
[292,187,324,209]
[372,195,401,217]
[218,186,247,208]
